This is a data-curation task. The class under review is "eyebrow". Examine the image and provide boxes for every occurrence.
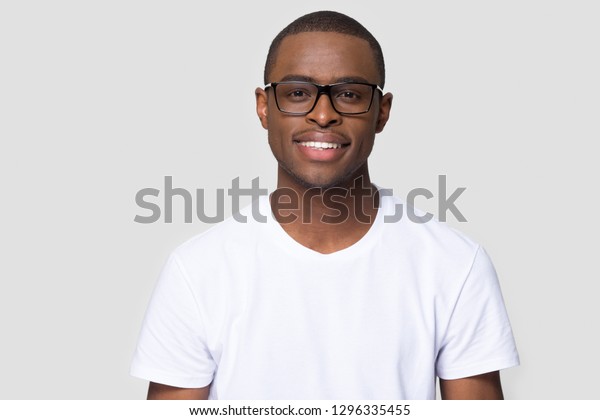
[277,74,372,84]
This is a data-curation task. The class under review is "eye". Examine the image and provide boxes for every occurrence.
[290,90,308,98]
[339,91,358,99]
[336,90,362,102]
[281,86,313,102]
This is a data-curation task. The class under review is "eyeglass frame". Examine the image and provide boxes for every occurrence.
[264,81,383,116]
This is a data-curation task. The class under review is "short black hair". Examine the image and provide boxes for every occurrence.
[264,11,386,88]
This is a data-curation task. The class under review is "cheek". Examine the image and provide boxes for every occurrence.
[268,117,293,144]
[266,121,289,156]
[350,120,378,145]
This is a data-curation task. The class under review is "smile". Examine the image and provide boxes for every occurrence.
[296,141,345,150]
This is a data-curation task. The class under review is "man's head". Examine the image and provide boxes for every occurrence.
[256,11,393,190]
[264,11,386,89]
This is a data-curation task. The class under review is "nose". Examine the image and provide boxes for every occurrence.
[306,92,341,127]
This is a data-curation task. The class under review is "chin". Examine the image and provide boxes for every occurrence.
[290,170,357,190]
[279,159,368,191]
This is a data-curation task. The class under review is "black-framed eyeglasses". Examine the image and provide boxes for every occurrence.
[265,81,382,115]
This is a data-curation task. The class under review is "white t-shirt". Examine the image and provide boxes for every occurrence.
[130,193,519,399]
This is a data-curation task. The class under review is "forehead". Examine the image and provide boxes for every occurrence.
[270,32,380,85]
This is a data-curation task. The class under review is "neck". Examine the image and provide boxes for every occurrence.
[270,167,380,254]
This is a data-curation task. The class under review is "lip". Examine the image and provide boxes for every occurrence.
[293,131,350,146]
[292,132,350,162]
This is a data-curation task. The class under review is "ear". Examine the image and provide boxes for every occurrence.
[255,87,269,130]
[375,92,393,133]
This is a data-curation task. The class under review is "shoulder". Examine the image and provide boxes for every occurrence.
[156,198,270,318]
[172,199,264,264]
[380,193,481,261]
[376,192,496,298]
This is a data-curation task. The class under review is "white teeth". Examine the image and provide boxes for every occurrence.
[299,141,342,149]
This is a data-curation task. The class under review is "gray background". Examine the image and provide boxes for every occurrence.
[1,0,598,399]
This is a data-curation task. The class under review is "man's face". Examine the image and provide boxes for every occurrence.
[256,32,393,189]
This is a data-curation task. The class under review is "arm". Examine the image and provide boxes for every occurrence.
[439,371,504,400]
[147,382,211,400]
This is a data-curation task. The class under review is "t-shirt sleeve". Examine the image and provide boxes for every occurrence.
[436,246,520,380]
[130,252,216,388]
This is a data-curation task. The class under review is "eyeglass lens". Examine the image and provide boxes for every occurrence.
[274,83,374,114]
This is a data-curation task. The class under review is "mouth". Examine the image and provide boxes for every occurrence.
[292,131,351,162]
[292,134,351,162]
[294,140,349,150]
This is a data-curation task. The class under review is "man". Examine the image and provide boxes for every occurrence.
[130,10,519,400]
